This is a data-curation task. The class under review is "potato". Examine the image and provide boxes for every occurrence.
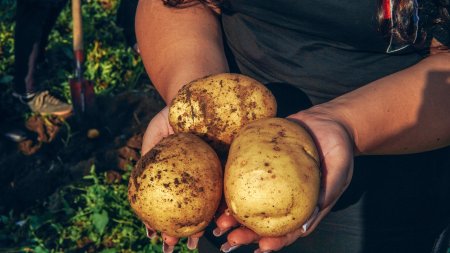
[128,133,223,237]
[224,118,320,236]
[169,73,277,151]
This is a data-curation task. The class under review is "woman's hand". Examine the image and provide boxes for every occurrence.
[214,107,355,252]
[141,106,203,253]
[141,106,173,155]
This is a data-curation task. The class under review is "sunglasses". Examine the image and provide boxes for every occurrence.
[383,0,420,53]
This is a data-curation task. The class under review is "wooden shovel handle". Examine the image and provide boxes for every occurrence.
[72,0,83,52]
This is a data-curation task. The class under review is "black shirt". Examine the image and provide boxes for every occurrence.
[221,0,448,104]
[219,2,450,252]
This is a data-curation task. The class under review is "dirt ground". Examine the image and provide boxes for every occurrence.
[0,89,165,213]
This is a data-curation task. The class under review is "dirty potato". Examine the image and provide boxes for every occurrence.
[224,118,320,236]
[169,73,277,151]
[128,133,223,237]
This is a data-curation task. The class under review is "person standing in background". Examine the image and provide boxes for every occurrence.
[12,0,139,115]
[13,0,72,115]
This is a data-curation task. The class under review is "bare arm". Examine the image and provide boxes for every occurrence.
[136,2,229,250]
[221,44,450,252]
[135,0,229,103]
[301,43,450,155]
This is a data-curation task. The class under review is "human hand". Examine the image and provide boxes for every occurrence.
[141,106,203,253]
[141,106,174,155]
[214,108,355,252]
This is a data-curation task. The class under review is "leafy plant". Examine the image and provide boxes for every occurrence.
[0,1,197,252]
[0,2,15,88]
[0,166,197,253]
[0,0,146,104]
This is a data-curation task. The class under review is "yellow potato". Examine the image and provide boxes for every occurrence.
[224,118,320,236]
[169,73,277,151]
[128,133,223,237]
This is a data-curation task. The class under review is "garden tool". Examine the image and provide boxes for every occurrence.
[69,0,95,118]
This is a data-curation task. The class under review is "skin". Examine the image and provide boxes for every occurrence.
[136,0,450,252]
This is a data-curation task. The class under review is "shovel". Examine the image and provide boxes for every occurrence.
[69,0,95,120]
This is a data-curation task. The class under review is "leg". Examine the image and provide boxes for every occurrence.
[13,0,66,95]
[37,0,68,64]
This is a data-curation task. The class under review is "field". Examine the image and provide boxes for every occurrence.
[0,1,195,252]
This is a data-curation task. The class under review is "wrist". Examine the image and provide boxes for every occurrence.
[290,102,360,155]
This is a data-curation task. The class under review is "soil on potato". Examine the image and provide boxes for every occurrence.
[0,89,165,213]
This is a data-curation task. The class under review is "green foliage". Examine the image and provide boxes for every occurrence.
[0,2,15,87]
[0,166,197,253]
[0,2,198,251]
[0,0,145,102]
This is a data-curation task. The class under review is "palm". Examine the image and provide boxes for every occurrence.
[141,107,204,252]
[296,114,354,230]
[216,112,355,252]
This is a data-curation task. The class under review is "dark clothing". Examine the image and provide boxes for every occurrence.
[222,0,449,105]
[14,0,68,95]
[13,0,137,95]
[218,1,450,252]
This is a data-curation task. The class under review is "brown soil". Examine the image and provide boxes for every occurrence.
[0,89,164,212]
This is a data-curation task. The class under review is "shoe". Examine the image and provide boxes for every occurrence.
[14,91,73,116]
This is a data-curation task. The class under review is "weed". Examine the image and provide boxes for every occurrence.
[0,0,146,104]
[0,166,197,253]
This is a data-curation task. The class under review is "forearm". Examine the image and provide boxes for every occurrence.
[135,0,229,103]
[306,52,450,155]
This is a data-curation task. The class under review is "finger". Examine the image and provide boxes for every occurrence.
[256,207,320,252]
[298,180,349,237]
[302,200,337,237]
[142,221,158,239]
[258,237,285,252]
[187,237,200,250]
[255,207,320,252]
[145,226,157,239]
[301,153,353,236]
[220,242,241,253]
[319,135,354,208]
[214,210,239,236]
[161,233,179,246]
[226,226,260,246]
[163,241,175,253]
[301,206,319,233]
[141,107,173,154]
[187,231,204,250]
[258,227,304,252]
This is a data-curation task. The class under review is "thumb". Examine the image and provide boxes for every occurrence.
[142,107,173,155]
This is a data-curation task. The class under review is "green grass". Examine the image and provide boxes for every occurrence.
[0,1,196,252]
[0,0,145,102]
[0,166,195,253]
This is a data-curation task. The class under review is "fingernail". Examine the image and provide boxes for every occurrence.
[220,242,240,252]
[145,227,156,239]
[213,227,224,237]
[163,242,174,253]
[302,207,319,232]
[187,237,199,250]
